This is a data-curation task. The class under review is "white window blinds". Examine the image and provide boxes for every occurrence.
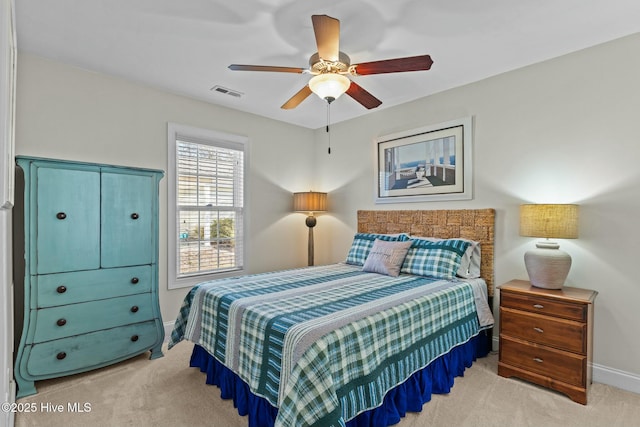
[168,123,248,289]
[174,134,245,279]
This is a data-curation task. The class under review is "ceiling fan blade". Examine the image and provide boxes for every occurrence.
[346,82,382,109]
[229,64,305,73]
[311,15,340,62]
[281,85,313,109]
[352,55,433,75]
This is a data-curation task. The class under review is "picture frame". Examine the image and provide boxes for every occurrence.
[375,117,473,204]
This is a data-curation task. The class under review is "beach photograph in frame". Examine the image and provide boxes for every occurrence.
[375,117,473,203]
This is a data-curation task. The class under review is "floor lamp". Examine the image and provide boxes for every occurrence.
[293,191,327,266]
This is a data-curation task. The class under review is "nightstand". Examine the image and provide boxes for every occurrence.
[497,279,597,404]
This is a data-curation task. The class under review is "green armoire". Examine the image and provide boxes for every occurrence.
[14,156,165,398]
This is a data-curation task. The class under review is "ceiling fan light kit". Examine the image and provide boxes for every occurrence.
[228,14,433,110]
[309,73,351,103]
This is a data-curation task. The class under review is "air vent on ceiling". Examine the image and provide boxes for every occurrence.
[211,85,243,98]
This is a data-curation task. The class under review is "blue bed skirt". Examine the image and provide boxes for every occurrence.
[189,331,490,427]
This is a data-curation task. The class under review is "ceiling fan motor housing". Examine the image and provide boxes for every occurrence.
[309,52,351,75]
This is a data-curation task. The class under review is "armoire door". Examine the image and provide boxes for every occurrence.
[35,165,100,274]
[101,170,154,267]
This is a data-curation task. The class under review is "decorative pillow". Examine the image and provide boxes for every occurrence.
[362,239,412,277]
[410,237,481,279]
[401,238,471,279]
[345,233,410,266]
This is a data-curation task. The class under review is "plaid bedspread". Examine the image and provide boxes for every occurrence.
[169,263,493,427]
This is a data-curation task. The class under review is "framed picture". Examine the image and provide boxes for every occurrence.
[375,117,473,203]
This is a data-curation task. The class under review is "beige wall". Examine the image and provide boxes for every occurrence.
[14,32,640,387]
[312,33,640,379]
[14,53,316,323]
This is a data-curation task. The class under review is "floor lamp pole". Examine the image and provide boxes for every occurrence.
[306,215,317,266]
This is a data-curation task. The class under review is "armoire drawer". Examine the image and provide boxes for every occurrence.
[23,321,161,378]
[500,307,586,353]
[34,265,152,308]
[32,293,155,343]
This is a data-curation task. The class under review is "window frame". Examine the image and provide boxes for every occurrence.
[167,122,249,290]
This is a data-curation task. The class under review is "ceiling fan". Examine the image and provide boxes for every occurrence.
[228,14,433,110]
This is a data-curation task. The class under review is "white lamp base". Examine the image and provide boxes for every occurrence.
[524,241,572,289]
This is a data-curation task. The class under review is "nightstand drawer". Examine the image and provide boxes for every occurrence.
[500,292,586,321]
[500,307,586,353]
[500,336,585,387]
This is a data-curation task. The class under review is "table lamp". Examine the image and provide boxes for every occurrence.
[519,204,579,289]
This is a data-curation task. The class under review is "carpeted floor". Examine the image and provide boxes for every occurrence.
[15,341,640,427]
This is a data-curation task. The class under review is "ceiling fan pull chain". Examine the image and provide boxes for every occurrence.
[327,101,331,154]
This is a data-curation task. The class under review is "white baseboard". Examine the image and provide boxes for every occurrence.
[492,335,640,395]
[593,363,640,395]
[163,321,175,343]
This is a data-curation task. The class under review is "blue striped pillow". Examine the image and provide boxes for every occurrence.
[401,238,471,279]
[345,233,409,266]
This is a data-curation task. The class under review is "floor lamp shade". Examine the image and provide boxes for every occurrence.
[293,191,327,266]
[520,204,578,289]
[293,191,327,213]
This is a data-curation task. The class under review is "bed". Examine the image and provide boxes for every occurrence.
[169,209,495,427]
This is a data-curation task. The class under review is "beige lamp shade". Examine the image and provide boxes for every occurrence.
[519,204,579,290]
[520,204,578,239]
[293,191,327,213]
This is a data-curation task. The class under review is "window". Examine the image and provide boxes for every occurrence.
[167,123,248,289]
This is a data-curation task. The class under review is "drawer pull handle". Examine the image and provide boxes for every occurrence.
[56,352,67,360]
[533,327,544,333]
[56,318,67,327]
[56,212,67,220]
[131,213,139,220]
[131,335,139,342]
[56,285,67,294]
[131,277,139,284]
[130,305,139,313]
[533,357,544,363]
[533,304,544,309]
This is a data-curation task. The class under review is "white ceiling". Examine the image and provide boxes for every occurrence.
[15,0,640,129]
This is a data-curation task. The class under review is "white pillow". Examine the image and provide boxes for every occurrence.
[457,239,481,278]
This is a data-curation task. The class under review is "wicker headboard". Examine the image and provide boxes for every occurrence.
[357,209,496,296]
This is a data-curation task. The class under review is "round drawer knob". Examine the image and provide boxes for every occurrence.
[56,285,67,294]
[131,335,139,342]
[130,306,139,313]
[131,213,139,220]
[131,277,139,284]
[56,318,67,327]
[56,352,67,360]
[56,212,67,220]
